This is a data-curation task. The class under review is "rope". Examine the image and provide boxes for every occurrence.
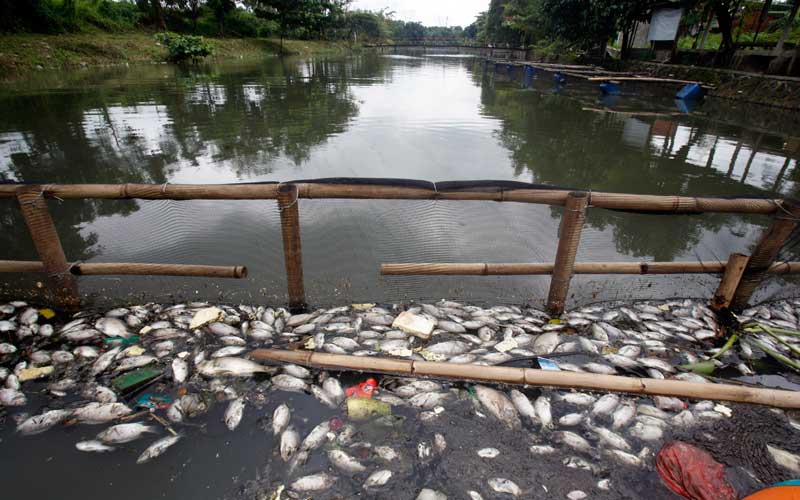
[160,182,169,195]
[278,182,299,211]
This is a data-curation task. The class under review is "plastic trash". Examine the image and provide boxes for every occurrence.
[189,306,224,329]
[554,72,566,84]
[111,367,162,393]
[345,378,377,399]
[599,83,620,95]
[104,335,140,345]
[18,365,54,381]
[656,441,737,500]
[38,308,56,319]
[676,83,703,100]
[744,482,800,499]
[537,358,561,371]
[136,393,172,410]
[346,397,391,421]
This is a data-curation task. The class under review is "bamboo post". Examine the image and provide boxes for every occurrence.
[732,200,800,310]
[277,184,306,311]
[711,253,750,311]
[15,186,80,310]
[248,349,800,409]
[547,192,588,315]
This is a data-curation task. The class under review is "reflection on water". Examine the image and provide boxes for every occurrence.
[0,55,798,306]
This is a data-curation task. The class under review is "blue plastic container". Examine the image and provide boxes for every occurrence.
[599,83,620,95]
[554,72,566,84]
[676,83,703,100]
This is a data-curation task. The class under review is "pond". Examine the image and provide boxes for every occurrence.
[1,53,800,500]
[1,53,799,308]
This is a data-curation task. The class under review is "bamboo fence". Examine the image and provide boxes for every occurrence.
[0,182,798,313]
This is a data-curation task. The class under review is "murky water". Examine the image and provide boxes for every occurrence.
[1,53,799,308]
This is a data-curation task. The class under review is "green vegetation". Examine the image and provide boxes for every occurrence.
[470,0,800,60]
[155,32,213,62]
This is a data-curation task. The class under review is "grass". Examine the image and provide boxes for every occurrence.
[0,33,359,77]
[678,27,800,50]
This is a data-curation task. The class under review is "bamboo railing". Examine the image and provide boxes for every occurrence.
[1,181,798,313]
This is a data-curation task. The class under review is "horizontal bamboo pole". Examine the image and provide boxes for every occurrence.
[248,349,800,409]
[0,183,781,214]
[0,260,247,278]
[381,261,800,276]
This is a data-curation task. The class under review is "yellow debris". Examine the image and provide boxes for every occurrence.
[18,366,54,382]
[351,303,376,311]
[38,308,56,319]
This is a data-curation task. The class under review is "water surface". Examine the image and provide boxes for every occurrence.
[1,54,799,307]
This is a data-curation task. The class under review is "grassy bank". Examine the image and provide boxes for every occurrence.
[0,33,357,77]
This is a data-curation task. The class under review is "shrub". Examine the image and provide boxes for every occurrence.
[155,32,213,62]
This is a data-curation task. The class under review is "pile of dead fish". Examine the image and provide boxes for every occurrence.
[1,298,800,498]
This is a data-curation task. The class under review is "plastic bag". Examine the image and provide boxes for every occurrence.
[656,441,737,500]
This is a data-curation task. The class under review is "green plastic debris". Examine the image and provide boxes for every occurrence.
[678,361,717,375]
[346,397,391,421]
[104,335,140,345]
[111,367,162,392]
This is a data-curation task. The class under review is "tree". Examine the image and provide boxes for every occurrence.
[485,0,523,45]
[207,0,234,35]
[539,0,658,55]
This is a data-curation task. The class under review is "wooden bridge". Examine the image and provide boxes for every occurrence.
[366,39,529,60]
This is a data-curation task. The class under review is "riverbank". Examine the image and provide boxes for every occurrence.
[624,60,800,110]
[0,33,357,78]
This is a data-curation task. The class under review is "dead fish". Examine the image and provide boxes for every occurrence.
[434,433,447,453]
[113,355,155,372]
[282,364,311,379]
[272,403,291,436]
[0,343,17,354]
[560,393,596,406]
[300,421,330,451]
[584,362,617,375]
[90,347,122,376]
[310,384,338,408]
[529,444,556,455]
[64,329,100,342]
[197,357,275,377]
[591,425,631,451]
[474,385,521,429]
[88,385,117,403]
[291,473,337,492]
[280,427,300,461]
[534,394,552,429]
[509,389,537,422]
[416,488,448,500]
[72,402,132,424]
[630,422,663,441]
[96,317,132,339]
[426,341,469,356]
[653,396,685,412]
[533,332,560,354]
[51,351,74,364]
[97,423,157,444]
[322,377,345,404]
[272,374,309,392]
[76,440,115,453]
[19,307,38,325]
[224,398,245,430]
[172,358,188,383]
[556,431,592,452]
[568,491,588,500]
[488,478,520,497]
[612,402,636,429]
[478,447,500,458]
[364,470,392,489]
[374,446,399,461]
[408,391,450,409]
[17,409,72,435]
[591,394,620,416]
[558,413,585,426]
[136,435,181,464]
[208,322,240,337]
[638,357,675,374]
[767,445,800,474]
[328,449,366,473]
